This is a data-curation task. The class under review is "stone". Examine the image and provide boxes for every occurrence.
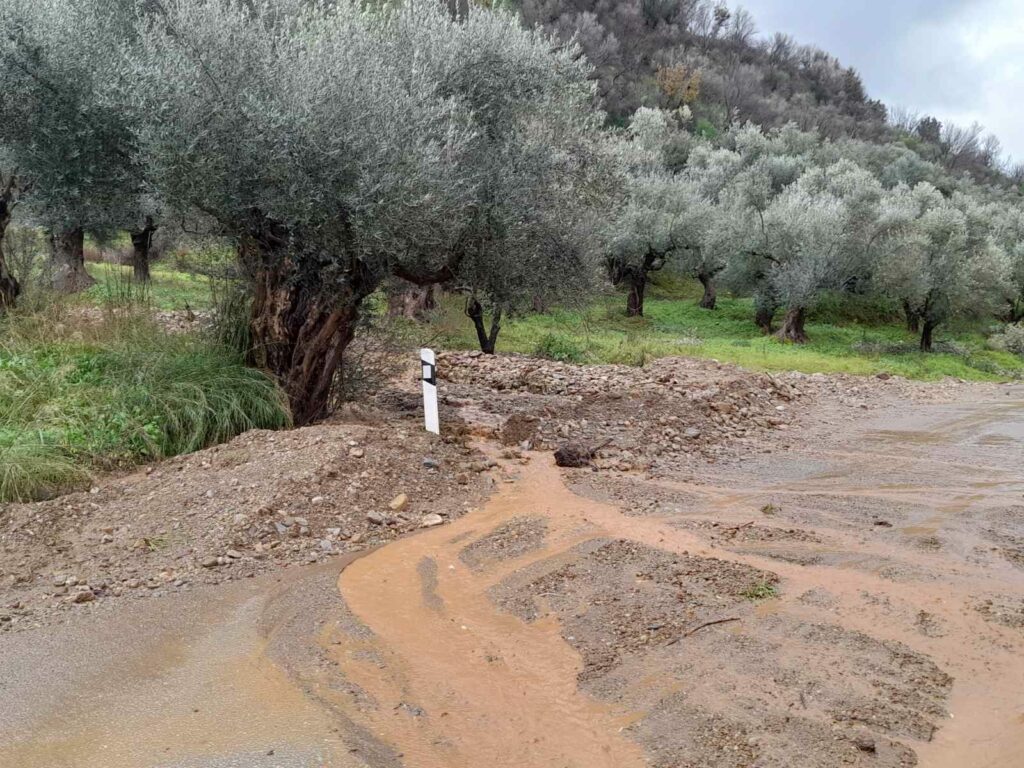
[225,549,243,560]
[367,511,387,526]
[421,514,445,528]
[200,556,220,568]
[349,448,365,459]
[852,731,876,753]
[389,493,409,512]
[422,458,440,469]
[71,589,96,604]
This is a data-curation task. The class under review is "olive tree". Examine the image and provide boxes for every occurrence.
[605,109,710,317]
[874,184,1012,351]
[382,0,612,354]
[987,201,1024,322]
[0,0,155,291]
[729,160,887,342]
[119,0,606,423]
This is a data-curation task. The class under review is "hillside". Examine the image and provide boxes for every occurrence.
[516,0,1020,187]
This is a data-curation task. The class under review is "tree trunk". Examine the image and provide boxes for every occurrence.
[755,304,775,335]
[1008,298,1024,324]
[129,219,157,283]
[776,307,809,343]
[387,283,435,320]
[0,200,19,312]
[902,299,920,333]
[920,320,937,353]
[626,273,646,317]
[465,297,502,354]
[697,272,717,309]
[246,242,374,427]
[50,228,95,293]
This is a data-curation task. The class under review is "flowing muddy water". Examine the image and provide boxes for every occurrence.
[332,462,648,768]
[334,393,1024,768]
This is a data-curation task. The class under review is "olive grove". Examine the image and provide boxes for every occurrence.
[0,0,162,292]
[610,110,1022,350]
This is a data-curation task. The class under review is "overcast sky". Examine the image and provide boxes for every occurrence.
[737,0,1024,162]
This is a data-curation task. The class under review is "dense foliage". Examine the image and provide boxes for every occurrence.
[608,113,1022,350]
[0,0,1022,436]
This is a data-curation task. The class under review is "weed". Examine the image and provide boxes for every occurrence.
[742,581,780,601]
[533,332,585,363]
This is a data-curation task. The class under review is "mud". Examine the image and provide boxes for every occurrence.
[1,363,1022,768]
[327,383,1024,768]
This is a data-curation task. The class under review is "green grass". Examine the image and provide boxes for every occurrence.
[83,262,215,311]
[741,581,780,601]
[430,279,1024,382]
[0,304,289,502]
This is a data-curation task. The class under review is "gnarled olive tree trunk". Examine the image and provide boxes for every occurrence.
[243,236,376,427]
[626,273,647,317]
[754,296,776,335]
[697,271,717,310]
[465,297,502,354]
[50,228,95,293]
[775,307,809,343]
[0,193,19,311]
[920,318,938,353]
[129,218,158,283]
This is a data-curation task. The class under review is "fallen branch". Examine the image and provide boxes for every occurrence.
[682,617,740,638]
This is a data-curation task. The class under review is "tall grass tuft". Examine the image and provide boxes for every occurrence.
[0,306,290,501]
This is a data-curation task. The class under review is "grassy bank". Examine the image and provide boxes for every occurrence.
[429,280,1024,381]
[0,304,288,502]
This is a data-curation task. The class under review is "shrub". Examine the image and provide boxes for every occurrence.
[533,333,585,363]
[988,323,1024,356]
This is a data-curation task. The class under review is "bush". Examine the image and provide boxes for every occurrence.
[0,308,290,501]
[988,323,1024,356]
[533,332,585,363]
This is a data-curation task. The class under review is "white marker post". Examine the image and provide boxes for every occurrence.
[421,348,439,435]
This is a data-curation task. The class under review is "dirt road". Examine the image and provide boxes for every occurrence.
[2,379,1022,767]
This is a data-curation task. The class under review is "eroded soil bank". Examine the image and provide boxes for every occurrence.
[1,356,1021,767]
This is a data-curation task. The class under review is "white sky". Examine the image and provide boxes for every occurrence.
[737,0,1024,162]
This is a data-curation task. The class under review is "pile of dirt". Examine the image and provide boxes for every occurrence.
[458,516,549,572]
[493,538,781,679]
[492,538,951,768]
[439,352,805,469]
[0,419,490,630]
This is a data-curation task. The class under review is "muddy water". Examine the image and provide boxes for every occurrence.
[336,394,1024,768]
[333,464,647,768]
